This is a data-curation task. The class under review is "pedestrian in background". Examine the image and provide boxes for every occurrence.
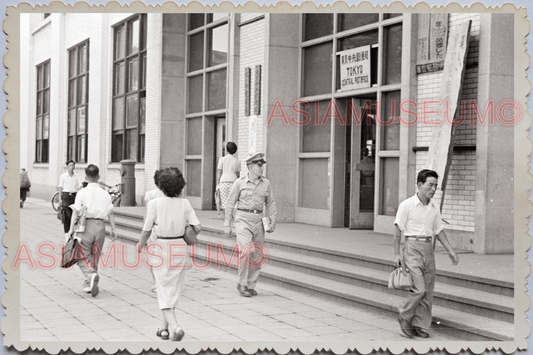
[20,168,31,208]
[68,164,118,297]
[224,152,277,297]
[393,169,459,338]
[58,160,82,233]
[138,167,201,342]
[216,142,241,217]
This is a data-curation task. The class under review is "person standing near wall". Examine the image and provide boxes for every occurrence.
[58,160,82,233]
[217,142,241,218]
[224,152,277,297]
[20,168,31,208]
[393,169,459,338]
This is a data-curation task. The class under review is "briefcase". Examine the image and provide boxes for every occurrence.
[61,234,81,268]
[388,266,412,290]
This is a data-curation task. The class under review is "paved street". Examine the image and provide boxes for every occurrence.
[18,198,459,343]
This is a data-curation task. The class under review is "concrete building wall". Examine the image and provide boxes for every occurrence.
[238,14,266,173]
[414,13,480,249]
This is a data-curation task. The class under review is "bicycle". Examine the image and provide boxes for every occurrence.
[51,182,122,210]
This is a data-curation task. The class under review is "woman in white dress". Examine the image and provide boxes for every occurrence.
[216,142,241,210]
[138,167,201,341]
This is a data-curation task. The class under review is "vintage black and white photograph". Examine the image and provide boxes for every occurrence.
[3,2,530,353]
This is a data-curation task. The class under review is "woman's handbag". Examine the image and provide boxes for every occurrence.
[388,266,412,290]
[183,225,198,245]
[61,234,81,268]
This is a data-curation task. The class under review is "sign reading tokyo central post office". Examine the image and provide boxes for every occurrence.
[338,45,371,91]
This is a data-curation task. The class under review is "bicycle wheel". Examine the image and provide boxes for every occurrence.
[51,192,60,211]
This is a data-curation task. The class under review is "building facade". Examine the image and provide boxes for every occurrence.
[20,12,514,254]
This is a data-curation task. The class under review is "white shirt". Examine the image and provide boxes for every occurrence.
[143,197,200,238]
[70,183,114,219]
[217,154,241,182]
[145,188,165,202]
[394,194,443,236]
[58,172,82,193]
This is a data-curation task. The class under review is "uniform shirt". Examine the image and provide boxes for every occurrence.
[142,197,200,238]
[217,154,241,182]
[394,193,443,237]
[224,174,277,227]
[145,188,165,202]
[70,183,114,219]
[58,172,82,193]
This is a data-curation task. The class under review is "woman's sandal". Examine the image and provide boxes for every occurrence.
[156,328,169,340]
[170,327,185,341]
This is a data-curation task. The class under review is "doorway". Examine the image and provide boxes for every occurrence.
[213,115,226,209]
[345,97,376,229]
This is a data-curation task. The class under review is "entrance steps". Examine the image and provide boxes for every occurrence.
[108,209,514,341]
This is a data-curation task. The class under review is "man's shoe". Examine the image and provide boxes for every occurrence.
[246,287,257,296]
[83,287,91,293]
[237,284,252,297]
[90,273,99,297]
[413,326,430,338]
[398,316,415,337]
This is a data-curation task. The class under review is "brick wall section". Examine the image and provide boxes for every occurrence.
[238,14,265,174]
[415,13,479,233]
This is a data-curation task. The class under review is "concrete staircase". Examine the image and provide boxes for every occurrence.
[108,209,514,341]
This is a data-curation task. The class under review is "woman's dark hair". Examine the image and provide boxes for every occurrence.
[226,142,238,155]
[417,169,439,185]
[158,167,186,197]
[153,169,161,187]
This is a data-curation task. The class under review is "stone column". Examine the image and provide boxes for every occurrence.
[475,13,514,254]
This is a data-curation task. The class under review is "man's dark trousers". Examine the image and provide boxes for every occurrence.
[61,192,76,233]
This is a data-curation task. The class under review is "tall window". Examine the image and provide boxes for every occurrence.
[35,60,50,163]
[67,40,89,163]
[185,13,229,196]
[112,14,147,163]
[299,14,403,214]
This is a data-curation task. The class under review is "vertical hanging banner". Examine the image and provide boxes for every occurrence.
[244,67,251,116]
[338,45,371,91]
[426,20,472,196]
[254,65,261,115]
[416,13,449,74]
[248,116,257,153]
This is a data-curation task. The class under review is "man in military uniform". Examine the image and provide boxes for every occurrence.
[224,152,277,297]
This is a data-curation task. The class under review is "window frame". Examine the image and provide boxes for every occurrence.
[67,39,90,163]
[111,14,147,163]
[35,59,51,163]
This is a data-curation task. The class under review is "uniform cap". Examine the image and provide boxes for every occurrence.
[244,152,266,164]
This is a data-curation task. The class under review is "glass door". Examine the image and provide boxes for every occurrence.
[348,98,376,229]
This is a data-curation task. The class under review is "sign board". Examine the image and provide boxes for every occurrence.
[417,13,448,74]
[338,45,371,91]
[425,20,471,198]
[248,115,257,153]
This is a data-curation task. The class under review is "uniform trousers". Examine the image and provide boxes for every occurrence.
[76,219,106,286]
[234,210,265,290]
[398,239,436,330]
[61,193,76,233]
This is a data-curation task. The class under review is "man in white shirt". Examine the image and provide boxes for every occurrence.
[67,164,118,297]
[393,169,459,338]
[58,160,82,233]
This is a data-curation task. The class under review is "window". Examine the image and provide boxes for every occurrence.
[44,13,51,19]
[185,14,230,196]
[35,60,50,163]
[67,40,89,163]
[112,14,147,162]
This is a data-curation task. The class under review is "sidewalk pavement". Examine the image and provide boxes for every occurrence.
[17,197,477,342]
